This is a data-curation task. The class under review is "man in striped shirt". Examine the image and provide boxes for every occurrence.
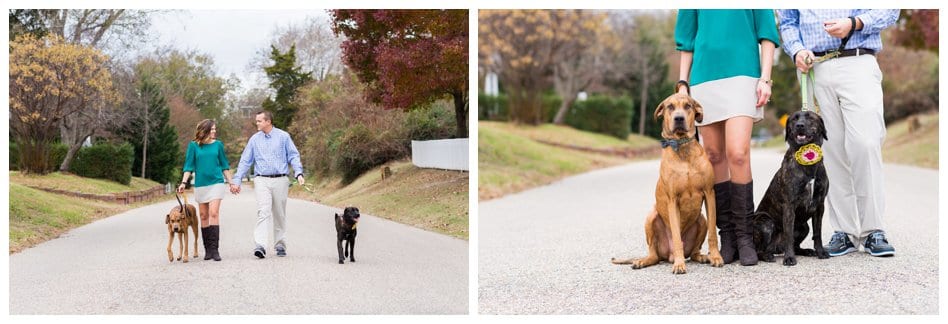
[777,9,898,258]
[231,111,305,259]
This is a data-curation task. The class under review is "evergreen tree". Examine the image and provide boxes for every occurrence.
[117,77,180,183]
[262,44,312,129]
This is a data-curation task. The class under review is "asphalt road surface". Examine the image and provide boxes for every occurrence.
[10,188,468,314]
[479,148,937,314]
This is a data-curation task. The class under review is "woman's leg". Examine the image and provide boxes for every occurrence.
[699,121,737,263]
[199,202,211,260]
[207,199,223,261]
[725,116,758,265]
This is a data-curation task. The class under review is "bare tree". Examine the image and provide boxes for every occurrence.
[551,10,614,125]
[249,15,344,84]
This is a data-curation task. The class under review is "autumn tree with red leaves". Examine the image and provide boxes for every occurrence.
[330,9,469,138]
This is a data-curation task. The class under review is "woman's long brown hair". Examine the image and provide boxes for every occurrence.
[193,119,215,145]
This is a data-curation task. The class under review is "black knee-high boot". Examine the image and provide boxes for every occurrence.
[202,227,212,260]
[731,181,758,266]
[209,225,222,261]
[714,181,737,264]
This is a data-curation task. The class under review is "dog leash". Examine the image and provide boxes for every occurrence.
[174,192,192,220]
[290,180,315,193]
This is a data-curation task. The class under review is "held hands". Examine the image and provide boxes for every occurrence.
[794,50,815,73]
[229,184,241,194]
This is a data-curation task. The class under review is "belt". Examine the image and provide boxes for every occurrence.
[814,48,875,58]
[257,174,287,178]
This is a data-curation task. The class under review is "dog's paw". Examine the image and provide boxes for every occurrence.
[338,260,345,264]
[671,263,687,274]
[817,249,830,259]
[183,258,188,263]
[176,256,181,261]
[782,256,797,266]
[760,253,776,263]
[350,258,356,262]
[708,255,724,267]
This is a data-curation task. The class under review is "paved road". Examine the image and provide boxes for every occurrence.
[10,189,468,314]
[479,148,938,314]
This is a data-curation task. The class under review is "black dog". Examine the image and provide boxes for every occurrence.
[335,207,360,264]
[753,111,830,266]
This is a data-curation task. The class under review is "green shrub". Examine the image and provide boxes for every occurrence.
[70,142,134,185]
[406,101,457,140]
[478,92,509,121]
[566,95,634,139]
[334,124,406,183]
[9,142,69,172]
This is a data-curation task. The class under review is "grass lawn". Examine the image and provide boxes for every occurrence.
[9,182,173,253]
[10,171,161,194]
[289,160,469,240]
[478,121,659,201]
[882,111,938,169]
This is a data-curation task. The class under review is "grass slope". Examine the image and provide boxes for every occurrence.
[478,121,659,201]
[290,160,469,240]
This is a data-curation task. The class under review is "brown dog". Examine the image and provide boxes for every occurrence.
[612,92,723,274]
[166,193,199,263]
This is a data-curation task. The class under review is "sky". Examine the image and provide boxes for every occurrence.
[147,10,331,91]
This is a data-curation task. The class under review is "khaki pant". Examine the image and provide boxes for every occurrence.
[253,176,289,250]
[804,54,887,244]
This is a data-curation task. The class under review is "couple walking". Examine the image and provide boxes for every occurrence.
[176,110,305,261]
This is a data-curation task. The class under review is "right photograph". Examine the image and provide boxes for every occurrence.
[478,9,938,314]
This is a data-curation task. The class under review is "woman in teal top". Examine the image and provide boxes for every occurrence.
[675,9,780,266]
[178,119,232,261]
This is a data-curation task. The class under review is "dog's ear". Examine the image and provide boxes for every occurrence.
[690,97,704,123]
[165,214,170,224]
[784,115,792,143]
[653,100,666,121]
[818,114,828,141]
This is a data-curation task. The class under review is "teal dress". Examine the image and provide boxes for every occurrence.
[675,9,780,125]
[183,141,230,203]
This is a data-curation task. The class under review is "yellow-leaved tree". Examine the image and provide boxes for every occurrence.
[9,35,119,174]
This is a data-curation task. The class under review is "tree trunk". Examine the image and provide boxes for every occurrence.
[18,139,51,174]
[452,90,468,138]
[142,97,151,178]
[552,95,576,125]
[638,58,651,135]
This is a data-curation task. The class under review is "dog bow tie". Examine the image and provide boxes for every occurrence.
[660,137,692,152]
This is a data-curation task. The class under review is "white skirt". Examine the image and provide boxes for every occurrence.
[691,76,764,126]
[194,183,227,203]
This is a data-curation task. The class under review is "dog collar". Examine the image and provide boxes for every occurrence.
[660,137,693,152]
[794,143,823,165]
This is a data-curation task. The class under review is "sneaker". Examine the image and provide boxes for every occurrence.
[254,247,266,259]
[275,245,286,257]
[863,231,895,257]
[824,231,857,257]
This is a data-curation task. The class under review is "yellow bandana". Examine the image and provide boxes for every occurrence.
[794,144,823,165]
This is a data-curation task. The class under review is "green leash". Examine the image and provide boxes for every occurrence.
[799,57,820,114]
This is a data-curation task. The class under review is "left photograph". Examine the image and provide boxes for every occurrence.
[8,9,469,314]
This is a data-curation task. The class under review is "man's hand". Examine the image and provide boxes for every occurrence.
[794,50,815,73]
[823,18,853,38]
[296,174,305,186]
[230,184,241,194]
